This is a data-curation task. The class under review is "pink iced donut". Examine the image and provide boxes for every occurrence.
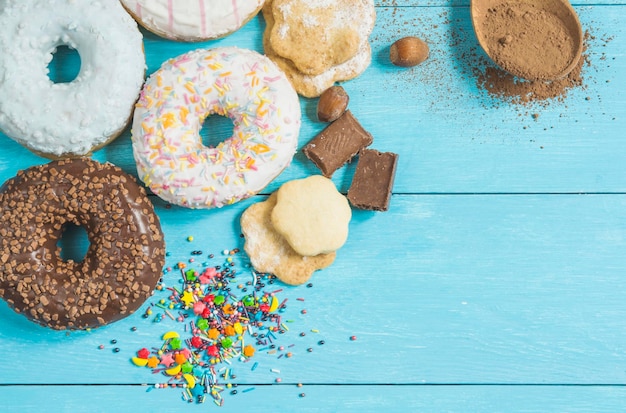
[120,0,265,41]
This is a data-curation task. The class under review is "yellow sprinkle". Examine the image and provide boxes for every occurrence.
[185,83,196,94]
[179,107,189,124]
[161,112,176,129]
[251,144,270,154]
[142,122,153,133]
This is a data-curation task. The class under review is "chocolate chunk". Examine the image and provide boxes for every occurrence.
[303,110,373,177]
[347,149,398,212]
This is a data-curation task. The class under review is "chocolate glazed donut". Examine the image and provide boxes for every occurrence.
[0,158,166,330]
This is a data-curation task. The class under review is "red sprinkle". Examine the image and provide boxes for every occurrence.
[137,348,150,359]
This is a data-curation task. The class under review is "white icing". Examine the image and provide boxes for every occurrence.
[131,47,301,209]
[0,0,145,157]
[120,0,264,41]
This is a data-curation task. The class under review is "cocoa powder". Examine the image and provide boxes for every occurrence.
[480,2,577,81]
[477,45,586,104]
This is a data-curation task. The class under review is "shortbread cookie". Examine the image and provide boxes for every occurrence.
[262,5,372,97]
[267,0,375,76]
[241,194,336,285]
[271,175,351,257]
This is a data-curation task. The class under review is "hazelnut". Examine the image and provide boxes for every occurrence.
[317,85,349,123]
[389,36,429,67]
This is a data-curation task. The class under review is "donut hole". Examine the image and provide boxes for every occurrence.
[57,222,90,263]
[47,45,82,84]
[200,114,236,148]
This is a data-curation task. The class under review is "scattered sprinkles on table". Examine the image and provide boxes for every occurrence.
[129,238,323,405]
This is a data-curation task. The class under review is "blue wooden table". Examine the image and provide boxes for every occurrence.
[1,1,626,411]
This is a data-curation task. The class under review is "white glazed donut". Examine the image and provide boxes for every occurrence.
[0,0,145,159]
[131,47,301,209]
[120,0,265,42]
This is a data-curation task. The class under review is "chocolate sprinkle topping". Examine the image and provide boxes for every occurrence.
[0,158,166,330]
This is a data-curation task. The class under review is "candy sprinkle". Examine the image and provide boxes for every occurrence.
[128,243,313,406]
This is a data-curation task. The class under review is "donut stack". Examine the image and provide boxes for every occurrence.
[261,0,376,97]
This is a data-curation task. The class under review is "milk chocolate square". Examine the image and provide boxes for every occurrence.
[303,110,373,177]
[347,149,398,212]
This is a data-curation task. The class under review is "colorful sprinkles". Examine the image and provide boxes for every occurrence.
[128,238,323,405]
[131,47,301,208]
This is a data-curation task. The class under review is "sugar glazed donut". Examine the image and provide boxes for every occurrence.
[0,158,166,330]
[0,0,145,158]
[131,47,301,208]
[120,0,265,41]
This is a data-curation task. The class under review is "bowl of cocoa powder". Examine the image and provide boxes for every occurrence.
[471,0,583,81]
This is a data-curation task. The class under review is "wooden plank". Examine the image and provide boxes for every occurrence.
[1,7,625,194]
[2,384,626,412]
[375,1,626,6]
[2,195,626,385]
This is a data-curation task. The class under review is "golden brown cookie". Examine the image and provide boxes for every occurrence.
[271,175,351,256]
[241,194,336,285]
[267,0,375,76]
[262,3,373,98]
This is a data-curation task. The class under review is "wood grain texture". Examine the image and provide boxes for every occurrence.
[376,1,626,6]
[0,2,625,412]
[2,195,626,386]
[2,384,626,412]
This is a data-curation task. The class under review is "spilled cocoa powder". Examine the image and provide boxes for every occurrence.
[476,42,587,104]
[480,2,577,81]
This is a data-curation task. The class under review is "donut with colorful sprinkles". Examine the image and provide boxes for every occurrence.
[131,47,301,208]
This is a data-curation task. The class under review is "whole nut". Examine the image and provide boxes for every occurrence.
[389,36,429,67]
[317,85,349,123]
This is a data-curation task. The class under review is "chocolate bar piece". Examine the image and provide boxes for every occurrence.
[347,149,398,212]
[303,110,373,177]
